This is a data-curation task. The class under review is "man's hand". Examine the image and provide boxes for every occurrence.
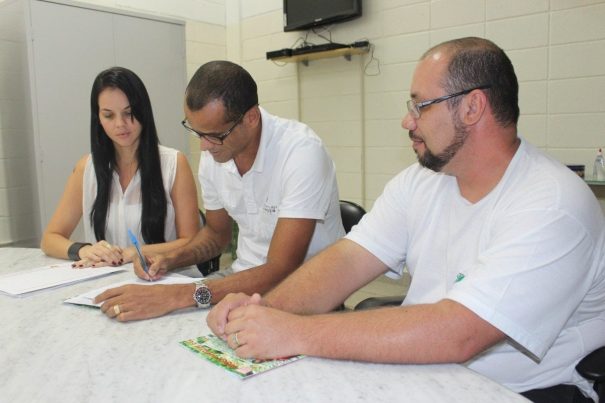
[133,253,170,281]
[207,293,262,340]
[222,300,307,360]
[94,284,192,322]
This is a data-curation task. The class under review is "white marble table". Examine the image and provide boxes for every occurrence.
[0,248,529,403]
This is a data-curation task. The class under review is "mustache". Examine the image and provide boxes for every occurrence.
[409,131,422,142]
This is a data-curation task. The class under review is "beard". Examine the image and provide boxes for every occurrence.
[411,116,469,172]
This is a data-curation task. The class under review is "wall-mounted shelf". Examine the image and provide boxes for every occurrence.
[267,42,370,66]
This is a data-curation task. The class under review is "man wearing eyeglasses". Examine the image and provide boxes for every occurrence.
[208,38,605,402]
[94,61,344,321]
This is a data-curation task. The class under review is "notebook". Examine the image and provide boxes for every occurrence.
[0,263,124,296]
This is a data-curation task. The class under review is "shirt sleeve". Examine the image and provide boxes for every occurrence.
[346,170,410,276]
[277,140,336,220]
[447,208,597,360]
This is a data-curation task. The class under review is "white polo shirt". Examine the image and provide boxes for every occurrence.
[199,107,344,272]
[347,139,605,398]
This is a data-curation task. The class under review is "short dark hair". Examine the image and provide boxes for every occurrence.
[89,66,167,244]
[423,37,519,127]
[185,61,258,122]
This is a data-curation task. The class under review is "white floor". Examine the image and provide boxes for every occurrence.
[217,253,410,310]
[344,273,410,310]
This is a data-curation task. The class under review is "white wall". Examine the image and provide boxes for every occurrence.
[66,0,225,24]
[2,0,605,244]
[0,0,38,245]
[237,0,605,208]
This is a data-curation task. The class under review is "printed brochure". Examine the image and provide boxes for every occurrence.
[180,334,304,379]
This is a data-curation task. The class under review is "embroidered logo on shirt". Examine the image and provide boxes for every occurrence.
[263,204,278,214]
[455,273,465,283]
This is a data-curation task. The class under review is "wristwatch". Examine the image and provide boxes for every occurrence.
[193,280,212,308]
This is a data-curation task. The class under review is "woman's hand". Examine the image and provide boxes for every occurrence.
[121,246,136,264]
[72,240,124,268]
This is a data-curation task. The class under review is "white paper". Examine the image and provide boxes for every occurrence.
[64,274,199,307]
[0,263,125,296]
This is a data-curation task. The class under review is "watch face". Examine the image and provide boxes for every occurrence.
[194,284,211,306]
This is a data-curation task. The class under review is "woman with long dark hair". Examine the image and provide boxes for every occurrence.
[41,67,199,267]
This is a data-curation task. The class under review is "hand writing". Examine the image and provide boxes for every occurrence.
[133,253,167,281]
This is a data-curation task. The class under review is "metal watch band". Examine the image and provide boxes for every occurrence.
[193,280,212,309]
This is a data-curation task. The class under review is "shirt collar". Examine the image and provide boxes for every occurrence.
[249,107,270,173]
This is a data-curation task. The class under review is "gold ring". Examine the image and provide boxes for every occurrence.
[234,332,240,348]
[102,241,112,249]
[114,304,121,315]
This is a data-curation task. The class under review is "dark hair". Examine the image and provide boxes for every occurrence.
[89,66,167,244]
[423,37,519,127]
[185,61,258,122]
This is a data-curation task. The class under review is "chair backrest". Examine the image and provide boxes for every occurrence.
[339,200,366,234]
[576,346,605,401]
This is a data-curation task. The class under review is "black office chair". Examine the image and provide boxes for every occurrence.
[340,200,366,233]
[576,346,605,401]
[337,200,367,311]
[354,295,405,310]
[196,209,221,277]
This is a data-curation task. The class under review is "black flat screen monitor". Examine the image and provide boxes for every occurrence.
[283,0,362,32]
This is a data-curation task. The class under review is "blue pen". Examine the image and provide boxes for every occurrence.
[127,229,150,278]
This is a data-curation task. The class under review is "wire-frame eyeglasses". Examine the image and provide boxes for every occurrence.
[406,85,491,119]
[181,114,244,145]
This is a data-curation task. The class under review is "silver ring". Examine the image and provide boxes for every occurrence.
[234,332,240,348]
[114,304,121,315]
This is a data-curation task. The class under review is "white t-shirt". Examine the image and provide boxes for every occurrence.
[347,139,605,398]
[83,145,178,247]
[199,107,345,272]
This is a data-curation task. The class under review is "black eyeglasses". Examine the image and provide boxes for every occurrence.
[181,114,244,145]
[406,85,491,119]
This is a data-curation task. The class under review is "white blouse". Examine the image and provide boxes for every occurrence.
[82,145,178,247]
